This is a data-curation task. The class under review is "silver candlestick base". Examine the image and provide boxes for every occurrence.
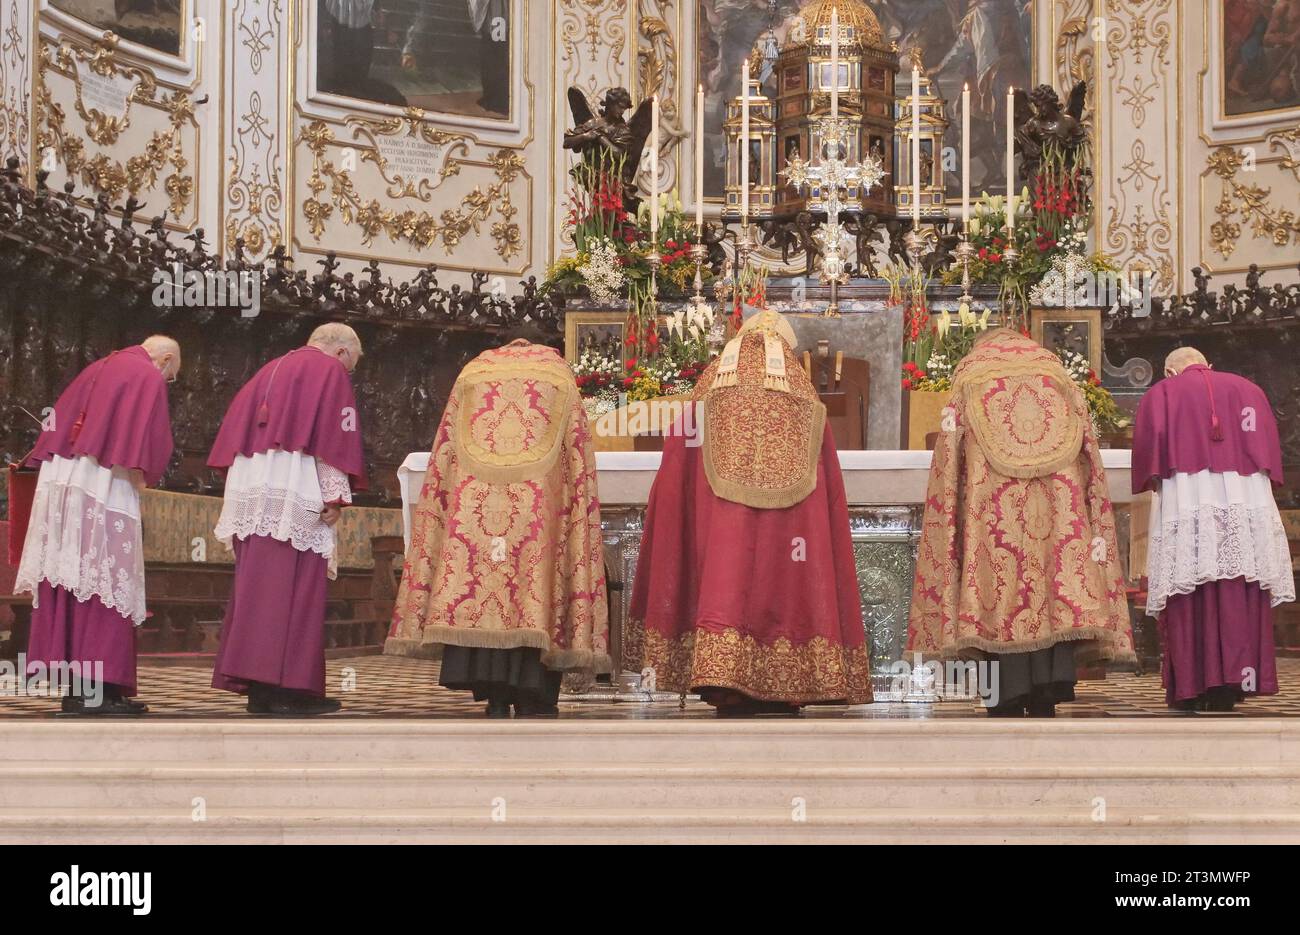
[735,223,754,271]
[954,236,976,307]
[903,226,926,269]
[689,240,708,307]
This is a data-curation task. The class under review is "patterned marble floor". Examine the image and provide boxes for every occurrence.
[1,656,1298,718]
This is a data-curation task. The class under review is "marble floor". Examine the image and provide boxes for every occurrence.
[1,655,1298,719]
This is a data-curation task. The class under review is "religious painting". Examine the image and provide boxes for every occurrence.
[1030,306,1102,375]
[1221,0,1300,117]
[880,0,1032,199]
[697,0,1031,200]
[565,311,628,367]
[316,0,513,119]
[49,0,184,57]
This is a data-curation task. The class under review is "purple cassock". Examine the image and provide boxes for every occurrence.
[13,345,174,695]
[1133,364,1294,706]
[207,346,366,698]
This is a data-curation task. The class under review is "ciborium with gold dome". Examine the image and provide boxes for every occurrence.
[773,0,900,219]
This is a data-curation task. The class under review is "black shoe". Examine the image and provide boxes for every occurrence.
[60,695,85,715]
[80,695,148,716]
[247,683,273,715]
[269,690,341,717]
[486,699,512,718]
[1027,703,1057,718]
[513,699,559,718]
[986,702,1026,717]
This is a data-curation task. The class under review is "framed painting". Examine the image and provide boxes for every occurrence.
[1220,0,1300,118]
[1030,306,1103,376]
[49,0,185,57]
[696,0,1032,200]
[565,311,629,367]
[316,0,514,119]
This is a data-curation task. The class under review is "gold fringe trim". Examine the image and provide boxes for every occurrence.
[383,626,612,673]
[918,627,1138,666]
[714,335,742,388]
[702,397,826,510]
[762,332,789,392]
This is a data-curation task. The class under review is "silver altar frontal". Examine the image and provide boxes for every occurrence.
[398,450,1136,696]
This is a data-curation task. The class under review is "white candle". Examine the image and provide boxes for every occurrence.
[830,6,839,121]
[911,66,920,225]
[1006,86,1015,235]
[650,95,659,236]
[741,60,750,225]
[695,83,704,232]
[962,83,970,228]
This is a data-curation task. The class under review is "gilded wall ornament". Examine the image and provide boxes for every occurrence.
[1207,143,1300,260]
[34,36,198,214]
[299,118,524,260]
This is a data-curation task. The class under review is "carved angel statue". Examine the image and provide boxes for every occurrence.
[1012,80,1088,179]
[563,86,654,212]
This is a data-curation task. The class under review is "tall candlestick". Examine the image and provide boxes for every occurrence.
[650,95,660,236]
[741,59,750,225]
[1005,85,1015,235]
[830,6,839,121]
[962,82,970,228]
[911,66,920,225]
[695,84,704,232]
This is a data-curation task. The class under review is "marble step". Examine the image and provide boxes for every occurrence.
[2,806,1298,844]
[3,761,1299,811]
[7,719,1300,765]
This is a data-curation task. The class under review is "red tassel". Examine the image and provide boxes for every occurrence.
[256,400,269,427]
[68,411,85,443]
[1211,415,1224,441]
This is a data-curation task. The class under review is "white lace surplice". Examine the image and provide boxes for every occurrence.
[214,449,352,579]
[14,454,146,625]
[1145,469,1295,616]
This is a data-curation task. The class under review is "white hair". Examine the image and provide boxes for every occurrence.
[1165,346,1207,375]
[307,322,362,356]
[142,334,180,358]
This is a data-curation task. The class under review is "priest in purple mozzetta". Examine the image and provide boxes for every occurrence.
[14,336,180,715]
[208,324,367,716]
[1133,347,1293,712]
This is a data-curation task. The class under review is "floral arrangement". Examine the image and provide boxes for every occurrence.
[884,259,934,372]
[574,295,718,415]
[943,141,1105,329]
[542,150,708,301]
[901,303,993,392]
[1056,348,1130,436]
[573,346,623,409]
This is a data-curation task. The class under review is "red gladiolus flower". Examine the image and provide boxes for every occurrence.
[902,378,913,390]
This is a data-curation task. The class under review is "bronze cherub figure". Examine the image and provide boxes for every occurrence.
[1013,80,1088,180]
[563,86,654,213]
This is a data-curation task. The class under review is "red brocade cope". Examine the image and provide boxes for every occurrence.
[386,341,610,673]
[628,334,872,705]
[907,330,1135,663]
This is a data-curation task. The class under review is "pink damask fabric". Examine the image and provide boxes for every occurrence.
[907,330,1135,663]
[385,340,611,673]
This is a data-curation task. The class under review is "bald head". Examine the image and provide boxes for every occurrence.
[308,323,363,373]
[143,334,181,383]
[1164,346,1208,378]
